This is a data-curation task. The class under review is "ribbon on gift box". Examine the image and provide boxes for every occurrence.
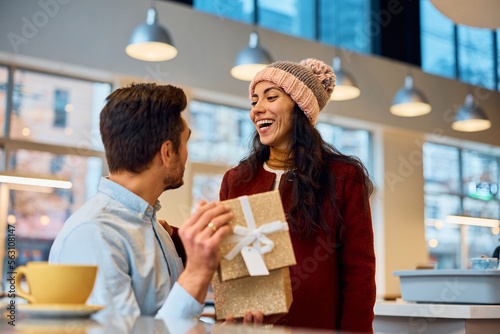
[223,196,289,276]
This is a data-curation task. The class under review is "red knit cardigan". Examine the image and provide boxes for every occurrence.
[219,161,376,332]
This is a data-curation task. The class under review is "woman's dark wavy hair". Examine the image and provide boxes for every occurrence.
[238,104,373,238]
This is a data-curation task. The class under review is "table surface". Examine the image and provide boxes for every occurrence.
[375,300,500,319]
[0,314,340,334]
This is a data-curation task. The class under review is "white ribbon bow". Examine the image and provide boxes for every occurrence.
[223,196,288,262]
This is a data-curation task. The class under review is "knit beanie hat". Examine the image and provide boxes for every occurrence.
[249,58,336,125]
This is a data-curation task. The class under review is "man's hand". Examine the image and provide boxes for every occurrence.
[176,200,233,304]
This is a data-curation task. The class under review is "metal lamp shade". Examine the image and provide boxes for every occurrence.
[452,94,491,132]
[430,0,500,30]
[126,8,177,62]
[231,32,273,81]
[330,71,361,101]
[390,75,431,117]
[330,57,360,101]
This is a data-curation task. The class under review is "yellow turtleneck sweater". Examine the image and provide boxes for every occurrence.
[266,147,293,170]
[264,147,293,190]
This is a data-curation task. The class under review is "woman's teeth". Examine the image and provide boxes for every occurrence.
[257,119,275,129]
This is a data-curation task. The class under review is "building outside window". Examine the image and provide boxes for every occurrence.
[420,0,500,91]
[193,0,372,54]
[423,142,500,269]
[0,66,7,135]
[0,65,110,292]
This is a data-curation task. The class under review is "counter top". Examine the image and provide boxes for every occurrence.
[0,315,339,334]
[375,300,500,319]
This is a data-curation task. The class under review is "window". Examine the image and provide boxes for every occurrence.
[9,69,110,150]
[188,100,253,166]
[53,89,69,128]
[3,152,102,271]
[188,100,253,208]
[0,66,8,136]
[457,27,495,89]
[317,122,373,174]
[258,0,315,40]
[423,142,500,269]
[192,173,225,206]
[193,0,254,23]
[319,0,372,54]
[420,0,499,90]
[420,0,455,79]
[1,65,109,290]
[194,0,372,54]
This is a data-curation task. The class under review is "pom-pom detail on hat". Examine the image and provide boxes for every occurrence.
[299,58,336,94]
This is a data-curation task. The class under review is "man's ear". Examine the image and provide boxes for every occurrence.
[159,140,174,167]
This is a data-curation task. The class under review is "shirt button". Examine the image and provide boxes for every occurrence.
[146,208,151,212]
[138,213,143,218]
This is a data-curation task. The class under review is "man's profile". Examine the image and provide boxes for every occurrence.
[49,83,232,319]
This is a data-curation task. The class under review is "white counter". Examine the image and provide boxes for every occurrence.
[374,301,500,334]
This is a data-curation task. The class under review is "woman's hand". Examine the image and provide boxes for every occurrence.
[224,311,264,326]
[158,219,173,236]
[221,311,283,327]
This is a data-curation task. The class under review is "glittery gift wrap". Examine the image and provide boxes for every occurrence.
[219,190,296,282]
[212,268,293,320]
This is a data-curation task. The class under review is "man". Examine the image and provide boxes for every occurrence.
[49,83,233,319]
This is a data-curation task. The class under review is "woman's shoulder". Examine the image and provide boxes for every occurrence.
[224,163,246,178]
[223,162,259,183]
[326,159,358,175]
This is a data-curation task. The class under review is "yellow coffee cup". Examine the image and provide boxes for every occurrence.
[14,262,98,304]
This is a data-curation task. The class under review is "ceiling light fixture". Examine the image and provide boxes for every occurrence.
[0,174,72,189]
[390,74,432,117]
[231,0,273,81]
[330,57,360,101]
[126,0,177,62]
[451,93,491,132]
[430,0,500,29]
[231,32,273,81]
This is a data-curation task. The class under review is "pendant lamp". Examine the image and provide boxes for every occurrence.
[231,32,273,81]
[451,93,491,132]
[231,0,273,81]
[330,57,361,101]
[390,75,432,117]
[430,0,500,30]
[126,2,177,62]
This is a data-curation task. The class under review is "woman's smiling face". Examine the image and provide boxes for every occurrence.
[250,81,296,150]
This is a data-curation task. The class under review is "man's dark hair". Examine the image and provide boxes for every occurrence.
[100,83,186,173]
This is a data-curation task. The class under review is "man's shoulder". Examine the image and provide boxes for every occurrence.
[49,195,133,263]
[66,193,115,225]
[53,194,129,245]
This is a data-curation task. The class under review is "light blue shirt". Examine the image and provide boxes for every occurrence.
[49,177,203,320]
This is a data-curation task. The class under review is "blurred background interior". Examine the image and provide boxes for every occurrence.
[0,0,499,300]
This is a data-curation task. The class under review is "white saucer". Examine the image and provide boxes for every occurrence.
[18,304,105,318]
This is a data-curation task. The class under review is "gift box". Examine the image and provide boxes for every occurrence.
[218,190,296,282]
[212,190,296,320]
[212,268,293,320]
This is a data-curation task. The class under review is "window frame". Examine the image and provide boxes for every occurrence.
[0,64,111,289]
[423,140,500,268]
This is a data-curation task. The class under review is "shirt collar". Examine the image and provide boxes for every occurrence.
[98,177,160,219]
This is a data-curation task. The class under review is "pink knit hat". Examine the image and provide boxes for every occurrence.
[249,58,336,125]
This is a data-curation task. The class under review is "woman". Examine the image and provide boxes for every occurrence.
[219,59,376,332]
